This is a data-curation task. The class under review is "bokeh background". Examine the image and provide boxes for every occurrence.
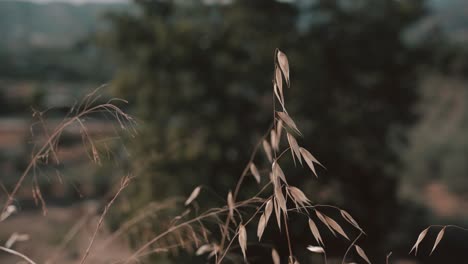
[1,0,468,263]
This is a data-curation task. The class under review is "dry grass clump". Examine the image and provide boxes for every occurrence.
[0,88,136,263]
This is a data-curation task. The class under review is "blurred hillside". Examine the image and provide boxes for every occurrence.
[0,1,132,82]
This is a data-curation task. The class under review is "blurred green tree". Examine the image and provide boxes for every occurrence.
[104,0,429,262]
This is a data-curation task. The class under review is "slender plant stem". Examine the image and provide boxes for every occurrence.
[0,246,37,264]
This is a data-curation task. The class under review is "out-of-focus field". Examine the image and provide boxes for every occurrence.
[0,202,132,264]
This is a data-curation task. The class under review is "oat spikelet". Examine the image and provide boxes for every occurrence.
[273,162,287,184]
[299,147,322,177]
[277,112,301,136]
[308,218,324,246]
[272,248,280,264]
[275,120,283,149]
[227,191,234,219]
[257,214,267,241]
[324,215,349,240]
[265,199,273,225]
[263,139,273,162]
[315,211,336,236]
[307,245,325,254]
[430,227,446,255]
[271,130,277,151]
[288,186,310,208]
[274,184,287,213]
[355,245,371,264]
[287,133,302,165]
[340,210,363,232]
[277,49,290,87]
[184,186,201,206]
[196,244,212,256]
[410,227,429,255]
[275,66,285,105]
[249,163,261,184]
[274,198,282,230]
[238,224,247,260]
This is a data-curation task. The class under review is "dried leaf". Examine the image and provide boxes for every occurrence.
[324,215,349,240]
[277,50,290,87]
[227,191,234,218]
[340,210,362,232]
[315,211,336,236]
[410,227,429,255]
[265,199,273,225]
[250,163,261,184]
[287,133,302,165]
[308,218,324,246]
[257,214,267,241]
[430,227,446,255]
[299,147,322,177]
[184,186,201,206]
[307,245,325,254]
[277,112,301,136]
[263,140,273,162]
[355,245,371,264]
[272,248,280,264]
[239,224,247,260]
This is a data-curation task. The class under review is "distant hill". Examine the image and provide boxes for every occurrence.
[0,0,466,81]
[0,1,133,81]
[0,1,131,50]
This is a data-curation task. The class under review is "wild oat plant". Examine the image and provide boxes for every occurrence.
[0,50,459,264]
[121,49,371,264]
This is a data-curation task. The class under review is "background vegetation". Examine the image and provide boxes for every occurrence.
[1,0,468,263]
